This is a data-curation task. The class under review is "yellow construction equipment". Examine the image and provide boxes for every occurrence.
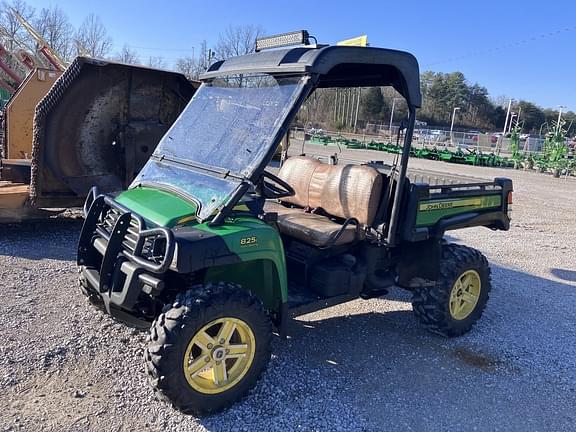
[0,68,61,221]
[0,57,198,222]
[5,68,61,159]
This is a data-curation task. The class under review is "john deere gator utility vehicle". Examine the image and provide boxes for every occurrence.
[77,31,513,415]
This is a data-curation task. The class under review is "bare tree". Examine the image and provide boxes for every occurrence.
[34,5,73,60]
[215,24,263,60]
[197,40,209,70]
[175,41,211,79]
[0,0,40,75]
[115,44,139,64]
[75,13,111,58]
[175,56,195,79]
[147,56,165,69]
[0,0,35,51]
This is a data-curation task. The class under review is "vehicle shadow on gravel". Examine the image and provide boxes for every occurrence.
[274,264,576,431]
[0,219,83,261]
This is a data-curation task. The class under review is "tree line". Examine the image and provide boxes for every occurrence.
[298,72,575,135]
[418,71,575,134]
[0,0,572,135]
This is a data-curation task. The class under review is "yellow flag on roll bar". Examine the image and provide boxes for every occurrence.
[336,35,368,47]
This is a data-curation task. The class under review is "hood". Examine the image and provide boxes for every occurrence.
[115,186,197,228]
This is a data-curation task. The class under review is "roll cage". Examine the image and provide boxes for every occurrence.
[201,45,422,246]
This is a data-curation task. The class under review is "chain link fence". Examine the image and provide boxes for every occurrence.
[293,126,554,158]
[415,130,548,155]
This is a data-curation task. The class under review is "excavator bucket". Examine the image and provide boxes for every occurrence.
[28,57,197,209]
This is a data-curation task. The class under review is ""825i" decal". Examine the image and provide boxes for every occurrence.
[240,236,258,247]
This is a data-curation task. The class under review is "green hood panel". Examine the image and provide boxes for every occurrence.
[115,187,289,309]
[115,187,197,227]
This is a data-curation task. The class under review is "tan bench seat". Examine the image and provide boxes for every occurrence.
[264,156,383,248]
[264,201,358,247]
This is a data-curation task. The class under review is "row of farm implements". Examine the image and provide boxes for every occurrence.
[307,131,574,177]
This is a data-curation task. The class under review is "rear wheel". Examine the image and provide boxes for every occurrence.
[145,282,272,415]
[411,244,491,337]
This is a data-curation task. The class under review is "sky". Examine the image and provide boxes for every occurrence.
[26,0,576,111]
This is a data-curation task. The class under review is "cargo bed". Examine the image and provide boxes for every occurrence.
[367,160,488,186]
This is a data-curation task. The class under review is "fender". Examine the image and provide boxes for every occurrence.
[173,217,288,311]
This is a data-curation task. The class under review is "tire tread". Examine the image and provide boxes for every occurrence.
[412,244,491,337]
[144,281,272,415]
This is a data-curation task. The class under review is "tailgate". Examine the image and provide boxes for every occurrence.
[401,177,513,241]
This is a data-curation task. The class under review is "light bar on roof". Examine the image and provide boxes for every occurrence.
[255,30,310,52]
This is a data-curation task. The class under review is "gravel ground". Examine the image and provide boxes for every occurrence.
[0,146,575,431]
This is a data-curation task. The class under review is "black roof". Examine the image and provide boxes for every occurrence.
[201,45,422,107]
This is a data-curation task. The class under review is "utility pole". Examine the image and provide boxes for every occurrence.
[346,88,352,128]
[450,107,460,145]
[345,88,352,128]
[353,88,362,134]
[339,88,345,126]
[336,89,342,126]
[333,89,338,124]
[503,99,513,134]
[556,105,566,134]
[389,97,399,137]
[350,88,356,128]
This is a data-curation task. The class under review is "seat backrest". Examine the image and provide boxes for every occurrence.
[309,163,383,226]
[277,156,383,226]
[277,156,321,208]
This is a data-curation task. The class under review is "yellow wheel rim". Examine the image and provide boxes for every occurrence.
[449,269,481,320]
[183,317,256,394]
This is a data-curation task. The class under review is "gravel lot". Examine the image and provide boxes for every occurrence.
[1,145,575,431]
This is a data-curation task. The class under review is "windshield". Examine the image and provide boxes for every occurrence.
[131,73,307,221]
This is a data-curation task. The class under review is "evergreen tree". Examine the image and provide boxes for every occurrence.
[363,87,384,120]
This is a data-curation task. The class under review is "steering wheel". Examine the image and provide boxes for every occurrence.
[260,170,295,199]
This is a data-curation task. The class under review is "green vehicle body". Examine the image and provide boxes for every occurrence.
[415,195,502,227]
[86,176,508,325]
[116,187,288,311]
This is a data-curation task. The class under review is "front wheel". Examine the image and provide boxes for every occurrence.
[144,282,272,415]
[411,244,491,337]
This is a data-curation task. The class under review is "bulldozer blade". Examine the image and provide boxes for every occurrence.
[29,57,197,209]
